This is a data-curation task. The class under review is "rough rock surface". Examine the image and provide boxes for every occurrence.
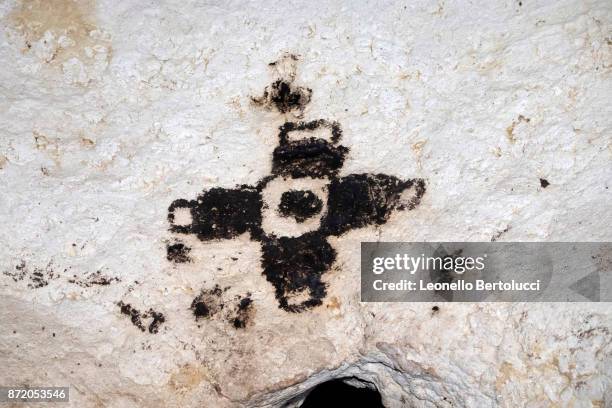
[1,0,611,407]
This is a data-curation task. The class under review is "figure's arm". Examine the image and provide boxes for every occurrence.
[168,186,263,241]
[322,174,425,236]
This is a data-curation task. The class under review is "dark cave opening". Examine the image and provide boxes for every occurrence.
[300,378,384,407]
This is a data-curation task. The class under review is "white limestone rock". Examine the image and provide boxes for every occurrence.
[0,0,610,407]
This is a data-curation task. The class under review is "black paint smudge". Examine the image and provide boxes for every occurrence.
[190,285,226,320]
[30,270,48,288]
[540,178,550,188]
[3,260,58,289]
[68,270,120,287]
[251,79,312,114]
[166,242,191,263]
[118,302,144,331]
[231,295,253,329]
[491,225,510,242]
[190,286,254,329]
[191,300,210,319]
[4,261,27,282]
[147,310,166,334]
[117,302,165,334]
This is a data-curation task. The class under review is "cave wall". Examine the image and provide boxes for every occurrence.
[0,1,611,407]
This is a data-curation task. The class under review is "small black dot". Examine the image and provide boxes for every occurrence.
[432,306,440,312]
[192,301,210,318]
[539,178,550,188]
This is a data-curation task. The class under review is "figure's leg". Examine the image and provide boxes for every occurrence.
[260,232,336,312]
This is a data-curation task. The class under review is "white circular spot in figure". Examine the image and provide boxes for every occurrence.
[171,207,193,226]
